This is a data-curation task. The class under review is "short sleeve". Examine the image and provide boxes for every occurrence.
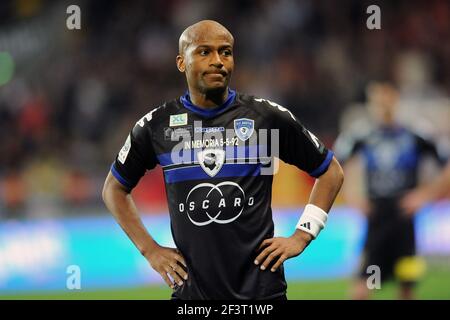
[274,105,333,178]
[333,132,364,164]
[111,122,158,190]
[415,134,447,166]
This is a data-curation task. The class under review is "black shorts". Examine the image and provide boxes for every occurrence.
[359,199,417,285]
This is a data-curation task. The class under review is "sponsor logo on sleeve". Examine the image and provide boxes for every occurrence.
[118,134,131,164]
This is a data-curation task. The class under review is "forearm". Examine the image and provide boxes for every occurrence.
[308,156,344,212]
[341,160,363,204]
[293,157,344,242]
[102,175,159,257]
[427,162,450,200]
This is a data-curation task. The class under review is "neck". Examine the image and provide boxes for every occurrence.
[188,87,229,108]
[382,116,395,126]
[379,119,396,128]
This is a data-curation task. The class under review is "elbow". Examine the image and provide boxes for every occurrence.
[336,161,345,189]
[325,156,344,190]
[102,172,114,204]
[101,179,109,204]
[102,171,130,204]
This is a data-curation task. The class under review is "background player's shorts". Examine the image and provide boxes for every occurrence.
[358,199,425,286]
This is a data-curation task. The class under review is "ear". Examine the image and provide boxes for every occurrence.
[176,55,185,73]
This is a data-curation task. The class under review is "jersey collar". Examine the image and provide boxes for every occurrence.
[180,88,236,118]
[379,124,405,136]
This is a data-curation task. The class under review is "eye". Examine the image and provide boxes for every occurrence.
[222,50,232,56]
[199,50,209,56]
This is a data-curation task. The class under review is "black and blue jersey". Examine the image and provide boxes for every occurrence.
[335,125,443,201]
[111,89,333,299]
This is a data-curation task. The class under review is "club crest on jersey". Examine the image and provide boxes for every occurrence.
[170,113,188,127]
[197,148,225,177]
[234,118,254,141]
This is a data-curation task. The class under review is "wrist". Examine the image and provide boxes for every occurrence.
[296,204,328,239]
[141,241,160,259]
[292,228,313,243]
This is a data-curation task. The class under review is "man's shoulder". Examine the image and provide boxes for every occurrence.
[134,98,182,129]
[399,124,435,142]
[236,92,297,121]
[336,126,372,150]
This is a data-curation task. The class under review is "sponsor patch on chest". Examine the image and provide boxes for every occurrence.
[170,113,188,127]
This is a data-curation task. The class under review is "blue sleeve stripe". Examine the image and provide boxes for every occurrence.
[110,163,134,189]
[308,150,334,178]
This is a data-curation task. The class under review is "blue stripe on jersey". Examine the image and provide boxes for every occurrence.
[308,150,334,178]
[362,129,419,172]
[110,163,134,189]
[180,89,236,118]
[164,163,262,184]
[157,145,268,167]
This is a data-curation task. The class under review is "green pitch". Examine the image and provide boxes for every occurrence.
[2,265,449,300]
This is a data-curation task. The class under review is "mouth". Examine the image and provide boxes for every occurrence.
[205,74,224,80]
[204,70,227,77]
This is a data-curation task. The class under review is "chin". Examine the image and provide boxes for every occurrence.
[203,84,227,95]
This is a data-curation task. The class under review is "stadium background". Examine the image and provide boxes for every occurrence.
[0,0,449,299]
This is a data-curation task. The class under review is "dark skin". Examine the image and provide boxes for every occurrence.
[102,172,188,289]
[102,20,344,289]
[176,20,234,108]
[254,157,343,272]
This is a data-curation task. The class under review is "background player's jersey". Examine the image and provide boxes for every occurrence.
[334,126,443,201]
[111,89,333,299]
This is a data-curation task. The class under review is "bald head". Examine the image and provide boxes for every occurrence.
[178,20,234,55]
[176,20,234,98]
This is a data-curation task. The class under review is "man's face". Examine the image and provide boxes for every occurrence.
[177,32,234,94]
[367,83,399,125]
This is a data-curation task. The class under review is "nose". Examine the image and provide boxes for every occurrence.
[210,51,223,68]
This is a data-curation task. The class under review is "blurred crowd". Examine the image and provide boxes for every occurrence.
[0,0,449,218]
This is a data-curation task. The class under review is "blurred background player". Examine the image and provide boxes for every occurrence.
[334,81,445,300]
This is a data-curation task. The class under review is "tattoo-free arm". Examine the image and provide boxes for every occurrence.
[256,156,344,271]
[102,171,188,288]
[308,156,345,212]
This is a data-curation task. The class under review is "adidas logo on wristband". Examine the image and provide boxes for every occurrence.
[296,204,328,239]
[299,222,311,230]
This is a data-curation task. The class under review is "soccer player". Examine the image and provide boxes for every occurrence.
[334,81,444,300]
[102,20,344,300]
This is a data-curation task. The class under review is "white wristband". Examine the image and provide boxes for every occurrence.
[296,204,328,239]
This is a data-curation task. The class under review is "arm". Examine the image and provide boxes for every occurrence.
[333,133,370,215]
[255,156,344,272]
[400,135,449,215]
[102,171,188,288]
[308,156,345,211]
[401,161,450,214]
[340,155,371,215]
